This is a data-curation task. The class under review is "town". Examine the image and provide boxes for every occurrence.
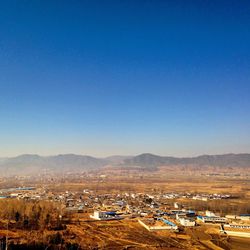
[0,183,249,241]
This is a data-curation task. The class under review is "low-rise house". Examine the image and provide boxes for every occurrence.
[221,224,250,238]
[90,211,122,220]
[197,215,227,223]
[179,217,196,227]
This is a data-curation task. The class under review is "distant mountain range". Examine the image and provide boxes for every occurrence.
[123,153,250,168]
[0,153,249,176]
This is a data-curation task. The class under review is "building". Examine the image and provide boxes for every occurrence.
[237,214,250,221]
[226,214,250,221]
[205,210,216,217]
[174,202,179,209]
[139,218,178,231]
[175,210,196,219]
[197,215,227,223]
[221,224,250,238]
[178,217,196,227]
[90,211,121,220]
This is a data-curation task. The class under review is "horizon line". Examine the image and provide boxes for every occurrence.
[1,152,250,159]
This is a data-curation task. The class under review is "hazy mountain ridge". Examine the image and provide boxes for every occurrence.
[0,154,107,175]
[124,153,250,168]
[0,153,249,176]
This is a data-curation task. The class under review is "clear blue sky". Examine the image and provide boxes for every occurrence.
[0,0,250,157]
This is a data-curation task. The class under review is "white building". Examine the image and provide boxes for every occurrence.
[179,218,196,227]
[90,211,121,220]
[197,215,227,223]
[174,202,179,209]
[205,210,216,217]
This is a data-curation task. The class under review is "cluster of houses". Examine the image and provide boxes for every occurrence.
[163,192,233,201]
[89,207,250,238]
[0,187,43,200]
[0,186,249,238]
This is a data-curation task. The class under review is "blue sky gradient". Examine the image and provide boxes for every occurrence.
[0,0,250,156]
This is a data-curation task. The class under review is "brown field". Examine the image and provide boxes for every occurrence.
[1,217,248,249]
